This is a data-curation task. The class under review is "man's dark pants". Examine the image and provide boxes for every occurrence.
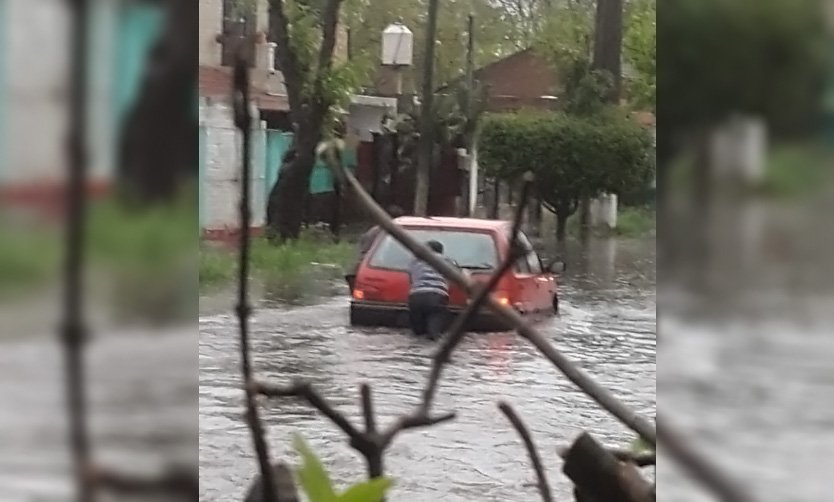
[408,291,450,339]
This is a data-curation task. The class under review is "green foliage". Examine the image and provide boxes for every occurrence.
[282,0,370,135]
[623,0,656,111]
[661,0,828,135]
[479,111,655,217]
[612,206,656,238]
[1,192,197,321]
[345,0,519,88]
[760,142,834,198]
[199,230,354,301]
[293,435,393,502]
[630,435,655,454]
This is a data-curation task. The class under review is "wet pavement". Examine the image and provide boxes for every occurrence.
[199,237,657,501]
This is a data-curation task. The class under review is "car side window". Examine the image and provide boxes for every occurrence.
[515,254,531,274]
[526,250,542,274]
[512,230,534,274]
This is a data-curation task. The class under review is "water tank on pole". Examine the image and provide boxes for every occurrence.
[381,23,413,67]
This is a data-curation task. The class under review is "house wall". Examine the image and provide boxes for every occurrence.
[476,50,561,111]
[3,0,70,186]
[199,99,267,234]
[1,0,164,196]
[199,0,223,66]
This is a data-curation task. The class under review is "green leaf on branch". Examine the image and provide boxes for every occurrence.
[631,436,655,454]
[293,434,336,502]
[292,434,394,502]
[338,477,393,502]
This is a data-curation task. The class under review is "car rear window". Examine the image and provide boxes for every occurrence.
[368,229,499,271]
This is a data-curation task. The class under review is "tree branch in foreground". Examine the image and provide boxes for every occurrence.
[233,50,279,502]
[498,402,553,502]
[332,157,657,447]
[378,172,534,449]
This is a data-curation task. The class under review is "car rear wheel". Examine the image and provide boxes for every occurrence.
[552,292,559,314]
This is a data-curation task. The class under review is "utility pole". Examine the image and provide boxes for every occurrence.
[592,0,624,104]
[414,0,441,216]
[463,13,476,217]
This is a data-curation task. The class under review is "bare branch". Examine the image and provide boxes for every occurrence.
[361,384,376,434]
[234,53,279,502]
[256,381,371,452]
[64,0,92,499]
[377,173,535,449]
[498,402,553,502]
[333,158,658,447]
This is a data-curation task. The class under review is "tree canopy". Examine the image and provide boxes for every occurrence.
[479,111,655,237]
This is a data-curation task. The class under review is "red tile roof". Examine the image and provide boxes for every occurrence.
[199,65,290,111]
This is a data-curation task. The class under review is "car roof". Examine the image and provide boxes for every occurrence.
[392,216,510,231]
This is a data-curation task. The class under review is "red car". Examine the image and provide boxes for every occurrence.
[349,217,564,332]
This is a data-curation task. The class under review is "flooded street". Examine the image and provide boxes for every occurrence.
[199,237,657,501]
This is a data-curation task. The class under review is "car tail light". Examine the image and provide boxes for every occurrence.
[353,289,365,300]
[493,292,510,306]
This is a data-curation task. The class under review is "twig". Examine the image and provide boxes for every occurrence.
[256,381,369,451]
[361,384,376,434]
[379,172,535,448]
[63,0,92,500]
[256,380,455,477]
[657,415,755,502]
[498,402,553,502]
[334,158,658,447]
[233,49,278,502]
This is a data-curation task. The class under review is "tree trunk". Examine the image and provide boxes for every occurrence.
[490,178,500,219]
[331,182,342,242]
[414,0,441,216]
[118,0,197,203]
[592,0,624,103]
[266,137,319,241]
[556,211,569,243]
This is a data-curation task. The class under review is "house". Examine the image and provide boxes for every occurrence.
[0,0,167,213]
[439,48,562,113]
[198,0,397,238]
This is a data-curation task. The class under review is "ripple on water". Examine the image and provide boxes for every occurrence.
[199,238,657,501]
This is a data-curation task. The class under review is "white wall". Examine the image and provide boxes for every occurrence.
[3,0,69,184]
[200,99,266,231]
[2,0,119,186]
[199,0,223,67]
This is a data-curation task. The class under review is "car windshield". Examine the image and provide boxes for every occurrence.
[368,229,499,271]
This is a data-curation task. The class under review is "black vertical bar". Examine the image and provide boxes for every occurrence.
[63,1,92,501]
[371,131,381,201]
[233,50,278,502]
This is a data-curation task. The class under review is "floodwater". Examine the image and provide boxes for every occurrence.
[198,236,657,502]
[0,319,197,502]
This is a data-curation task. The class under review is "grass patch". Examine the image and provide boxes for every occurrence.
[760,143,833,198]
[0,190,198,322]
[199,230,356,303]
[613,206,656,237]
[564,205,655,239]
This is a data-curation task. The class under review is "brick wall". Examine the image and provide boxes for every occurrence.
[474,49,561,112]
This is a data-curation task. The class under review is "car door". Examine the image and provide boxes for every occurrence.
[525,247,556,312]
[512,232,538,313]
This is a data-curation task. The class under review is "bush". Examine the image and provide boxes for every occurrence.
[479,111,655,238]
